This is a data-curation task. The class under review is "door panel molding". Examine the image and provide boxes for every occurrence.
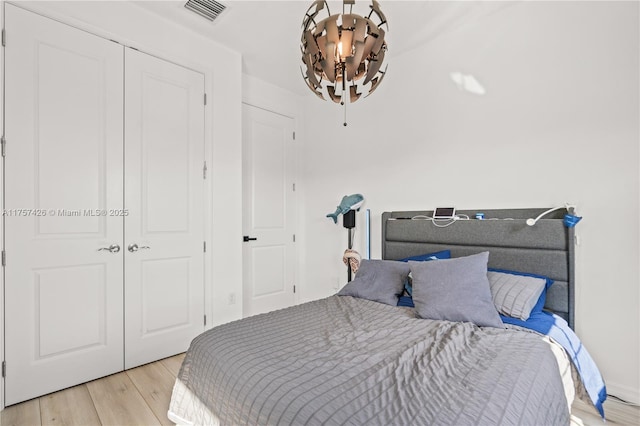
[4,4,125,405]
[3,5,207,404]
[242,104,297,317]
[124,47,205,370]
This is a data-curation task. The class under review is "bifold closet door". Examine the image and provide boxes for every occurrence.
[4,4,125,405]
[123,48,205,369]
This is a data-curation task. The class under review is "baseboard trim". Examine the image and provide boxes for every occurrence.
[607,382,640,405]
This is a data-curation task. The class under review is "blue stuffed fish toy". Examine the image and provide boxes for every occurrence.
[327,194,364,223]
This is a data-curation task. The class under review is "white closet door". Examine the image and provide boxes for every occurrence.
[124,48,205,369]
[242,105,296,316]
[4,4,124,405]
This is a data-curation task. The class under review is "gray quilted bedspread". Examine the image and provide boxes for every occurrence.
[175,296,570,425]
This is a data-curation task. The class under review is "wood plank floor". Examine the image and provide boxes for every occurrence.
[572,397,640,425]
[1,353,185,426]
[1,351,638,425]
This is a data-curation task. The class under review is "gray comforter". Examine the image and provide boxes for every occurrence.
[174,296,570,425]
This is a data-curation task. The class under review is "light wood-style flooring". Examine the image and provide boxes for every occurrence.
[1,353,185,426]
[1,352,638,425]
[572,397,640,426]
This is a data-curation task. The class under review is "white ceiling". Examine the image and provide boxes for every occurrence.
[134,1,515,96]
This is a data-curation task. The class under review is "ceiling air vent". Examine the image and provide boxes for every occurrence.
[184,0,227,21]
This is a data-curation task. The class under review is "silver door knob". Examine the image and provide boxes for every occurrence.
[128,243,150,253]
[98,244,121,253]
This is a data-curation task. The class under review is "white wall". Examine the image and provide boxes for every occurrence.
[299,1,639,402]
[0,1,243,331]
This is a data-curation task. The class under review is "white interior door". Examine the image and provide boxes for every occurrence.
[124,48,205,369]
[4,4,124,405]
[242,105,296,317]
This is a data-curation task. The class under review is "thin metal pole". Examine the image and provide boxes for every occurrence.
[347,228,353,281]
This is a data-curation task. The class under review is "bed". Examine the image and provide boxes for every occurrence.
[168,208,606,425]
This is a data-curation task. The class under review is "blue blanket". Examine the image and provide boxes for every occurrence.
[397,296,607,418]
[501,311,607,418]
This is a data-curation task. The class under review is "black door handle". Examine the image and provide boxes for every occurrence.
[243,236,257,242]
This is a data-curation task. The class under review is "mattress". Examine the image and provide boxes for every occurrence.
[168,295,573,426]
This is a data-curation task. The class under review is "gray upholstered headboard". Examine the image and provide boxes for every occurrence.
[382,208,575,329]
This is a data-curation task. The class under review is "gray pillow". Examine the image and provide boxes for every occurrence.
[338,259,410,306]
[487,271,546,320]
[410,252,504,328]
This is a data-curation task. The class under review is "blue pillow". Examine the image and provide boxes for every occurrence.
[399,250,451,296]
[397,295,415,308]
[399,250,451,263]
[488,268,554,314]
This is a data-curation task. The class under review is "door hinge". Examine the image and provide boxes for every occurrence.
[293,131,296,140]
[2,29,5,47]
[203,161,208,179]
[293,285,296,294]
[204,93,207,106]
[203,241,207,253]
[204,315,207,326]
[2,361,5,378]
[1,250,6,267]
[292,234,296,243]
[292,183,296,192]
[1,136,6,157]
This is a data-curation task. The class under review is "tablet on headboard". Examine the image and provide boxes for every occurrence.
[434,207,456,220]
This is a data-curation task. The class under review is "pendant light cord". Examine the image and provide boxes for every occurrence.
[343,99,347,126]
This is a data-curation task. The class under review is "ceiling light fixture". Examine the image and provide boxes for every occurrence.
[301,0,389,126]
